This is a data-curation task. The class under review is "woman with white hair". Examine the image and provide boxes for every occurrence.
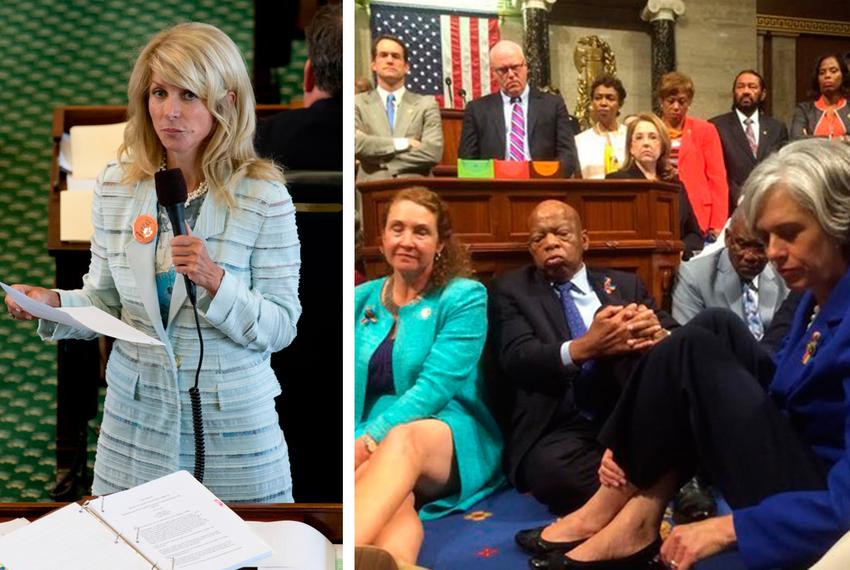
[527,139,850,570]
[4,23,300,502]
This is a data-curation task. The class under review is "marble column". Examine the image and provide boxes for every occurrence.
[514,0,557,91]
[641,0,685,112]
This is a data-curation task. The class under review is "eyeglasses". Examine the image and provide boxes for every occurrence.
[493,62,526,77]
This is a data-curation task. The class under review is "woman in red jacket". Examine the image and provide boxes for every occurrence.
[658,72,730,240]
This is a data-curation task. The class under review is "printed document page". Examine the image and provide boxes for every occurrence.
[1,281,164,346]
[89,470,272,570]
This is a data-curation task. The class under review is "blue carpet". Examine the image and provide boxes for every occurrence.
[420,487,749,569]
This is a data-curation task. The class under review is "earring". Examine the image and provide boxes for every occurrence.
[435,251,442,261]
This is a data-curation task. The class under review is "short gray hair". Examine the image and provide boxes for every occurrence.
[740,139,850,247]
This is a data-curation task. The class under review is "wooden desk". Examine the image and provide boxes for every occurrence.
[357,177,683,308]
[46,105,288,499]
[0,502,342,543]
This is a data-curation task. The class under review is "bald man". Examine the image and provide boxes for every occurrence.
[458,41,578,176]
[489,200,676,526]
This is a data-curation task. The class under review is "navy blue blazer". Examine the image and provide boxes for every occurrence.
[734,267,850,568]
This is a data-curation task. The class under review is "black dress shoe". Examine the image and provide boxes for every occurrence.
[516,526,587,556]
[673,478,716,523]
[531,538,663,570]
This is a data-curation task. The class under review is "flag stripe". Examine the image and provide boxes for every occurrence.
[488,19,500,93]
[439,14,454,108]
[469,17,481,100]
[450,16,464,109]
[459,17,473,107]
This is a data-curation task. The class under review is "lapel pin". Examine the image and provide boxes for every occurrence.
[420,307,432,319]
[603,277,617,295]
[133,215,157,244]
[802,331,822,365]
[361,306,378,325]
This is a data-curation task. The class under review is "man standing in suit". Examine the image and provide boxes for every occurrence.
[673,209,789,334]
[255,4,342,171]
[354,35,443,181]
[489,200,675,525]
[709,70,788,213]
[458,40,577,176]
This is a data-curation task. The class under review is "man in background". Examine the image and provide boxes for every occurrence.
[673,209,789,335]
[255,3,342,172]
[355,35,443,181]
[710,70,788,213]
[458,40,577,176]
[255,3,343,504]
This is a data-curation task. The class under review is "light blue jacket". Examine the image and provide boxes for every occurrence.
[39,162,301,502]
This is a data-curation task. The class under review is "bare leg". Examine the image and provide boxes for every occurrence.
[564,471,678,561]
[373,493,424,565]
[355,419,455,546]
[540,482,637,542]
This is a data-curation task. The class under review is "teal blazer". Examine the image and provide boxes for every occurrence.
[355,277,504,519]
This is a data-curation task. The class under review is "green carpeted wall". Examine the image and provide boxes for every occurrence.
[0,0,302,502]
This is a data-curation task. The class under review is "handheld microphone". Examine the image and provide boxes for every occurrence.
[153,167,206,483]
[154,168,197,307]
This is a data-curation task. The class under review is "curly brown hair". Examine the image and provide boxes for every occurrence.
[383,187,472,288]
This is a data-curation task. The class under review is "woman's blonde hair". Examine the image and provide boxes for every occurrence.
[621,113,677,181]
[119,22,283,204]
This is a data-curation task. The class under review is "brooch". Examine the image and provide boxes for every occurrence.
[132,214,157,244]
[420,307,432,319]
[360,306,378,325]
[603,277,617,295]
[802,331,822,365]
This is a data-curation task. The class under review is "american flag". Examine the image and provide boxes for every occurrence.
[370,3,500,109]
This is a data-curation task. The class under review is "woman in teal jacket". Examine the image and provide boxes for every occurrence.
[354,187,503,567]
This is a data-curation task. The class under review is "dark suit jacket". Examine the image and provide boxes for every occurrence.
[488,265,677,486]
[709,110,787,212]
[458,88,578,176]
[255,95,342,171]
[606,164,704,260]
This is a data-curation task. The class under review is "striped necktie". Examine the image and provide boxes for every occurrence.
[509,96,525,161]
[742,281,764,340]
[744,117,758,157]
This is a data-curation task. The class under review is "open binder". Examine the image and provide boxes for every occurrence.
[0,470,272,570]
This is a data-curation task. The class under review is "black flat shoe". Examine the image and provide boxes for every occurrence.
[516,525,588,556]
[673,478,715,523]
[532,538,663,570]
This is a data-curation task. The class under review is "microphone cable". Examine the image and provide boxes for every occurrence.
[188,296,205,483]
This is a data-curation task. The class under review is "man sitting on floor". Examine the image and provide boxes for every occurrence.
[673,208,789,336]
[488,200,676,554]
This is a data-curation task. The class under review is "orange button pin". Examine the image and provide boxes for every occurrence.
[133,214,157,244]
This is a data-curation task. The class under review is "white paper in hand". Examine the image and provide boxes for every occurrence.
[1,282,164,346]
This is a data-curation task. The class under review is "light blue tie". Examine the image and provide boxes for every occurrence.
[742,281,764,340]
[557,282,588,339]
[386,93,396,131]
